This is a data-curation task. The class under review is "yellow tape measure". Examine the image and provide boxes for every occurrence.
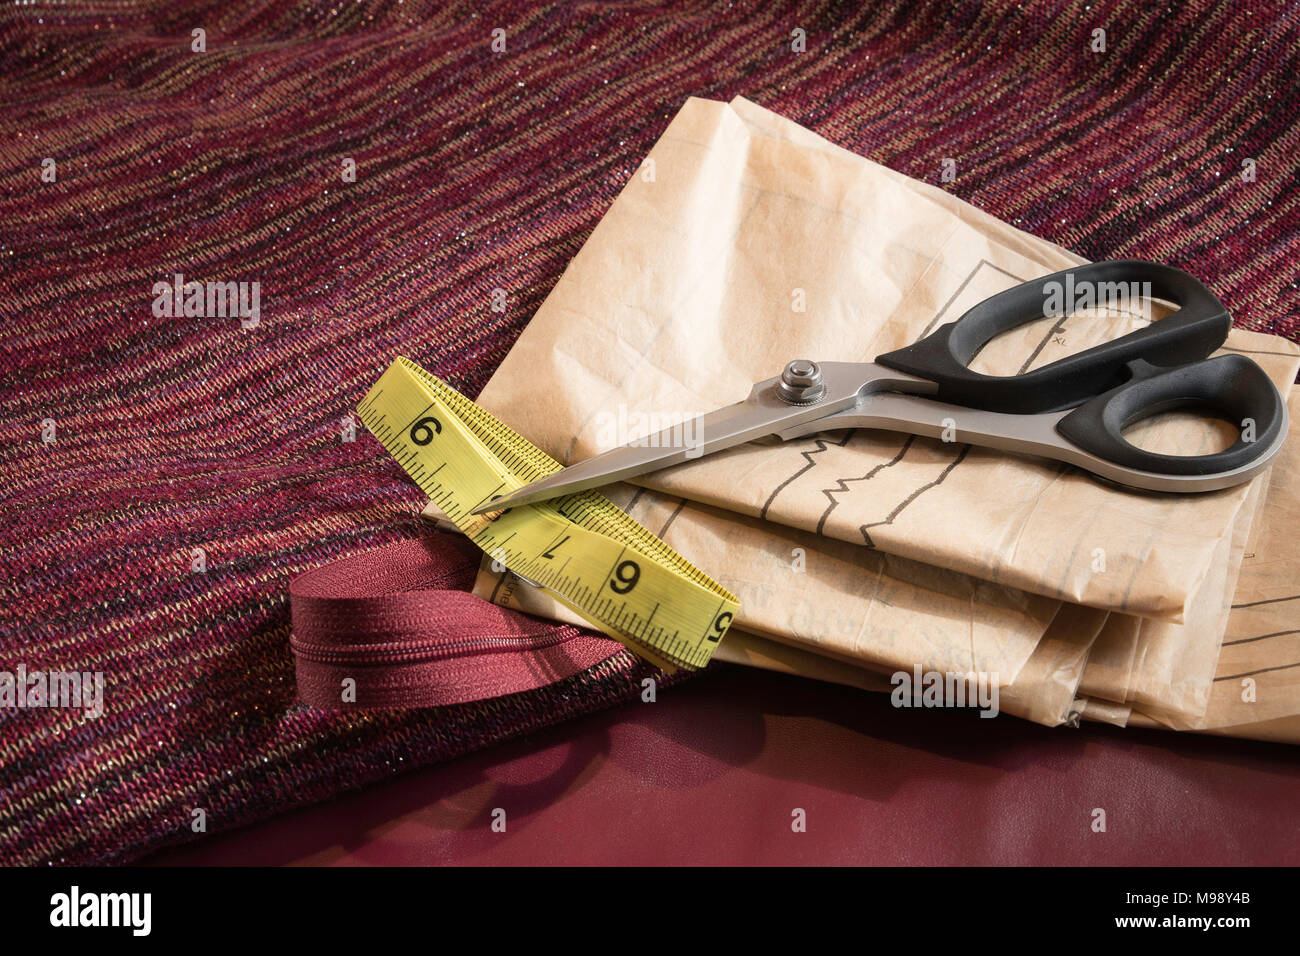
[357,357,739,671]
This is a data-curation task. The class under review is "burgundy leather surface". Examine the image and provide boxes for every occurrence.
[145,667,1300,865]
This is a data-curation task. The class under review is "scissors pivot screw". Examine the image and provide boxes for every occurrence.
[776,360,826,404]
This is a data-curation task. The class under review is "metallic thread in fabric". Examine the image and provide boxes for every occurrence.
[2,1,1298,864]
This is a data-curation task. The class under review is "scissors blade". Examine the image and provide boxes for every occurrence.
[469,399,775,513]
[468,362,936,514]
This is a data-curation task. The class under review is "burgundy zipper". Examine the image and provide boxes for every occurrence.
[289,630,577,666]
[289,535,623,708]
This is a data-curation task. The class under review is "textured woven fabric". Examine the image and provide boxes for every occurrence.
[2,1,1298,864]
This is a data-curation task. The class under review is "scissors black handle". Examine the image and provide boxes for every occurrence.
[875,260,1286,480]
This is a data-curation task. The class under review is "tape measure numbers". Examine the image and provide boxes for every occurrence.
[357,357,739,670]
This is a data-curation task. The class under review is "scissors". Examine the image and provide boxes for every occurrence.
[473,260,1288,514]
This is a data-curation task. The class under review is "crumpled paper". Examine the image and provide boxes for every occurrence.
[467,425,1300,737]
[1099,392,1300,739]
[444,96,1299,737]
[474,95,1298,623]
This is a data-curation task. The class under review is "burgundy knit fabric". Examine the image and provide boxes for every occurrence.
[2,1,1298,864]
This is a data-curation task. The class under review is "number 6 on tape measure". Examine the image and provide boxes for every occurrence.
[356,357,740,671]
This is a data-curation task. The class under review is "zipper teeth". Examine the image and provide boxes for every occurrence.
[290,631,576,665]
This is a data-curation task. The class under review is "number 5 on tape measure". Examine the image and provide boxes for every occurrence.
[357,357,740,671]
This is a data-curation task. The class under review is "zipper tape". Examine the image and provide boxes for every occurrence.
[290,535,623,708]
[354,356,740,672]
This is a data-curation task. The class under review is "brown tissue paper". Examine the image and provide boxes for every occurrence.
[442,97,1299,739]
